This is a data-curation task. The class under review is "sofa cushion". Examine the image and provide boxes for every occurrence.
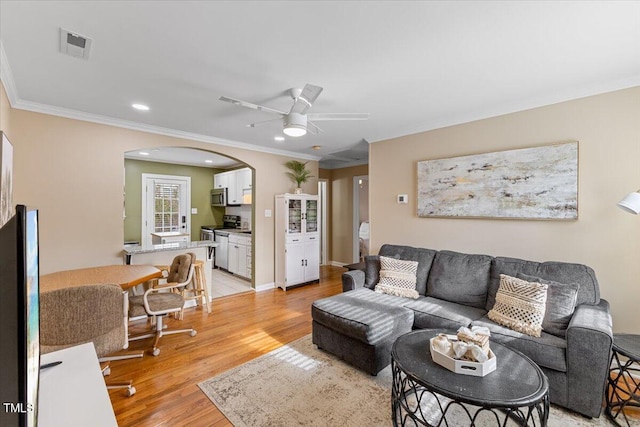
[471,315,567,372]
[378,245,437,296]
[487,256,599,311]
[426,250,492,309]
[311,288,414,345]
[374,256,420,299]
[405,296,487,330]
[517,273,579,338]
[488,275,548,337]
[364,255,380,289]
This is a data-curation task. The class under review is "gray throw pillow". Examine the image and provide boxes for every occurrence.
[517,273,580,338]
[364,255,380,289]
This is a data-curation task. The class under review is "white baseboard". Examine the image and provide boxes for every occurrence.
[330,261,346,267]
[255,282,275,292]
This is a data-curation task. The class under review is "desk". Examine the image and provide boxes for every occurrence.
[41,265,162,291]
[38,343,118,427]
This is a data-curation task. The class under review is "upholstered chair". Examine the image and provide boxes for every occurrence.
[128,253,197,356]
[40,284,138,396]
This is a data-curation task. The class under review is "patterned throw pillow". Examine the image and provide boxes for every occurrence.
[488,274,548,337]
[374,256,419,299]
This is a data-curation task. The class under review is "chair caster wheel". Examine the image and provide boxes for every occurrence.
[152,348,160,356]
[126,387,136,397]
[190,330,197,337]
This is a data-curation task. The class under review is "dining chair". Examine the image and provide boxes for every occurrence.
[128,253,197,356]
[40,284,140,396]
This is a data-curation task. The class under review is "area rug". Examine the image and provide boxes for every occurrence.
[199,335,624,426]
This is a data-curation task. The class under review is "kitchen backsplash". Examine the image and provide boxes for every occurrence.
[225,205,252,230]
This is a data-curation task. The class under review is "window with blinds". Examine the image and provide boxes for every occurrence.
[153,183,181,232]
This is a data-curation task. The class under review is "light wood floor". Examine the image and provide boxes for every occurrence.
[108,265,345,427]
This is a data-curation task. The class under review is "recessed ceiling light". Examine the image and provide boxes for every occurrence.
[139,151,150,156]
[205,160,214,164]
[312,145,322,150]
[274,136,285,141]
[132,103,150,111]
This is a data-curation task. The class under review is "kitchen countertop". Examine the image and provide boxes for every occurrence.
[213,229,252,236]
[150,231,190,237]
[123,240,218,256]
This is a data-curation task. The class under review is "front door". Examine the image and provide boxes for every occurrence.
[141,174,191,246]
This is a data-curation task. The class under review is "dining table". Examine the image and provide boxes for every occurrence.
[40,264,163,292]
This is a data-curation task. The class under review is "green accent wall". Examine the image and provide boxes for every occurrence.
[124,159,225,243]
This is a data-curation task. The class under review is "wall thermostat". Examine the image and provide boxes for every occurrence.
[397,194,408,204]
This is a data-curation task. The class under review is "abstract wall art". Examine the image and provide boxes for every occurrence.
[417,142,578,220]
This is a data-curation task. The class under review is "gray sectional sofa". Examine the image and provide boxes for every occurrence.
[311,244,613,418]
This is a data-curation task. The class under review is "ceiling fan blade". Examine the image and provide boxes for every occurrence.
[247,118,282,128]
[307,120,323,135]
[219,96,286,115]
[307,113,369,121]
[289,84,323,115]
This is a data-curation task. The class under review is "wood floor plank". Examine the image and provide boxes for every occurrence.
[108,265,344,427]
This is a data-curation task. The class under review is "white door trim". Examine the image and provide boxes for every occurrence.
[318,179,328,265]
[353,175,368,263]
[141,173,191,246]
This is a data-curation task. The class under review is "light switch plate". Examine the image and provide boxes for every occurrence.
[265,209,272,217]
[191,208,198,214]
[397,194,408,204]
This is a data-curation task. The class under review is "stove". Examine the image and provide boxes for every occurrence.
[201,215,241,240]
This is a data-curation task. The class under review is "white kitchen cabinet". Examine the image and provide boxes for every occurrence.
[228,233,251,279]
[275,194,320,290]
[213,172,230,189]
[214,168,252,205]
[237,168,251,191]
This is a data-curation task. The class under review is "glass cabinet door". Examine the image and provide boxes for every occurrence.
[288,199,302,234]
[305,199,318,233]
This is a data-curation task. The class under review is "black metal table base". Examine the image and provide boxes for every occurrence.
[392,359,550,427]
[606,350,640,427]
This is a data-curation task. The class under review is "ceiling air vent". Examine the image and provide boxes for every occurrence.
[59,28,92,60]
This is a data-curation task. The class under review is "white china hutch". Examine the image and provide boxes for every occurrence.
[275,193,320,290]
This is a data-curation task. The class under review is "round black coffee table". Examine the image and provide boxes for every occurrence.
[391,330,549,426]
[606,334,640,427]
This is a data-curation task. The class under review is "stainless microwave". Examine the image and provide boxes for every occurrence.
[211,188,227,207]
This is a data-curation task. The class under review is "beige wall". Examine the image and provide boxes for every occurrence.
[1,82,318,287]
[371,87,640,333]
[323,164,369,265]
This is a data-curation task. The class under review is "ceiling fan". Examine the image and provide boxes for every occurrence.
[219,84,369,137]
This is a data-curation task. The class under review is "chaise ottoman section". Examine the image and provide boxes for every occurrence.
[312,288,414,375]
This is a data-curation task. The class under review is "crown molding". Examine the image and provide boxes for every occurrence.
[369,77,640,144]
[319,158,369,170]
[11,99,321,161]
[0,41,19,106]
[0,43,320,162]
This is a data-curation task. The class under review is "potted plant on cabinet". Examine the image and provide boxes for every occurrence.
[285,160,313,194]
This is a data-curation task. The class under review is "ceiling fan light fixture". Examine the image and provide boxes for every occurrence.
[283,113,307,137]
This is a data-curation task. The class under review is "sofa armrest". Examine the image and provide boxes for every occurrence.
[565,299,613,417]
[342,270,365,292]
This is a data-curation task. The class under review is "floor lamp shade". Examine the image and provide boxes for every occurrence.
[618,191,640,215]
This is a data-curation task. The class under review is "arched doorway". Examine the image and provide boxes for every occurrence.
[123,146,255,298]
